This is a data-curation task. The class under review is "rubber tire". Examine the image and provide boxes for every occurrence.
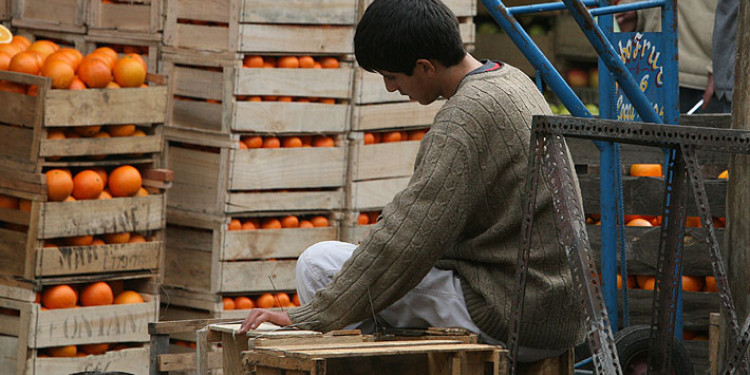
[574,325,694,375]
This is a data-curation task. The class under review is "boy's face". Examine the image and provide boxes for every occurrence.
[377,61,439,105]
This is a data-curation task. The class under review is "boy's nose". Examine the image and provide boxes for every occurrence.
[383,78,398,92]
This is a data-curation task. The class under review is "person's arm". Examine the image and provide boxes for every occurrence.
[266,128,472,334]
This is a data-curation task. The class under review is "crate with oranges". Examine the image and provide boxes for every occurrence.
[0,276,156,375]
[162,50,352,135]
[84,31,161,73]
[163,211,338,295]
[0,165,169,280]
[87,0,163,35]
[160,289,302,323]
[340,209,380,244]
[162,0,359,55]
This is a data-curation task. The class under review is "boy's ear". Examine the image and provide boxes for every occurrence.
[414,58,437,76]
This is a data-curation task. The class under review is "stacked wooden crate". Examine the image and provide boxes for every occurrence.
[573,114,729,374]
[160,0,356,321]
[342,0,477,243]
[0,68,169,374]
[1,0,9,23]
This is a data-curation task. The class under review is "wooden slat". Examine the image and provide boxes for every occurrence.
[238,24,354,54]
[235,67,353,98]
[226,189,343,213]
[229,147,347,190]
[258,339,463,353]
[233,101,350,134]
[164,23,231,52]
[164,241,213,293]
[35,241,162,277]
[219,260,297,293]
[240,0,358,24]
[0,229,27,281]
[0,125,35,167]
[158,350,223,371]
[353,101,441,131]
[171,99,224,132]
[222,226,339,260]
[354,68,406,105]
[352,141,419,181]
[360,0,475,17]
[91,1,154,33]
[172,66,224,100]
[170,0,229,23]
[39,134,162,157]
[0,91,38,127]
[26,346,150,375]
[15,0,85,31]
[37,195,165,239]
[0,277,37,302]
[350,177,410,210]
[166,146,224,215]
[44,86,168,126]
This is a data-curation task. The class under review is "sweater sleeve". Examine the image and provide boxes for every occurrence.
[288,127,473,332]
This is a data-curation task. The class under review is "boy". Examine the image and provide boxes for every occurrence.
[240,0,585,363]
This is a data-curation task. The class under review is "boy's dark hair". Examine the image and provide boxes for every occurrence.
[354,0,466,75]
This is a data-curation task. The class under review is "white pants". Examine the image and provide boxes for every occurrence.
[296,240,567,363]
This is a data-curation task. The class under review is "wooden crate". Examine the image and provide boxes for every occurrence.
[0,277,158,375]
[352,99,442,131]
[166,142,347,216]
[162,51,353,135]
[87,0,162,35]
[12,27,88,53]
[11,0,87,33]
[163,0,359,54]
[164,210,339,294]
[149,318,235,375]
[1,0,10,20]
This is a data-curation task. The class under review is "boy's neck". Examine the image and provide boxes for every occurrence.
[440,54,484,99]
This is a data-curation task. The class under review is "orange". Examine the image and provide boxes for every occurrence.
[263,56,277,68]
[103,232,131,244]
[682,275,704,292]
[74,125,102,137]
[223,297,236,310]
[299,220,314,228]
[256,293,275,308]
[9,51,42,75]
[68,76,87,90]
[629,164,662,177]
[0,194,20,209]
[704,276,718,292]
[113,55,146,87]
[106,124,136,137]
[78,56,113,88]
[363,133,376,145]
[91,168,108,186]
[48,345,78,358]
[73,170,105,200]
[243,136,263,148]
[114,290,144,304]
[135,187,149,197]
[685,216,701,228]
[0,52,11,71]
[261,218,282,229]
[282,136,303,148]
[318,57,339,69]
[319,98,336,104]
[278,96,292,102]
[243,55,263,68]
[408,129,427,141]
[262,137,281,148]
[129,233,147,243]
[357,213,369,225]
[92,47,118,66]
[239,140,248,149]
[241,220,257,230]
[292,294,300,306]
[616,274,638,289]
[298,56,315,68]
[19,199,32,212]
[636,275,656,290]
[47,129,66,140]
[280,215,299,228]
[46,169,74,201]
[310,216,329,227]
[108,165,142,197]
[98,190,112,200]
[79,281,114,306]
[312,136,334,147]
[45,50,78,70]
[277,56,299,68]
[0,43,21,59]
[66,235,95,246]
[228,218,242,230]
[42,284,77,309]
[59,48,83,69]
[42,60,75,89]
[0,80,25,93]
[91,237,106,245]
[381,131,402,143]
[234,296,254,310]
[27,40,59,58]
[274,292,290,307]
[718,170,728,179]
[125,53,147,71]
[0,25,16,43]
[79,343,109,355]
[108,280,124,296]
[626,218,652,227]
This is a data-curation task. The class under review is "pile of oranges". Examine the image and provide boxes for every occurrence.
[357,211,381,226]
[228,215,329,231]
[239,134,336,149]
[45,232,150,247]
[40,281,145,309]
[0,35,147,92]
[45,165,144,202]
[242,55,339,70]
[40,343,143,358]
[616,273,718,293]
[629,164,729,180]
[585,214,726,229]
[222,292,300,311]
[364,128,428,145]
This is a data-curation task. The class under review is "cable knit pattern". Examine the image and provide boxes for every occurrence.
[289,64,585,350]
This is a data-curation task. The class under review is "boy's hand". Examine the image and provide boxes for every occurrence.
[238,309,292,333]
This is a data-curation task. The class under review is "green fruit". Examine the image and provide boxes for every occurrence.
[528,24,547,37]
[585,103,600,116]
[559,107,571,115]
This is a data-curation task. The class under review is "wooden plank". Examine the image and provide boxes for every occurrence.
[166,146,224,215]
[239,24,354,54]
[258,340,464,353]
[352,141,419,181]
[222,226,338,260]
[459,19,475,45]
[229,147,347,190]
[0,228,30,280]
[226,189,343,213]
[235,67,353,98]
[35,241,162,277]
[157,350,222,372]
[44,86,168,126]
[219,260,297,293]
[0,277,37,302]
[243,353,317,372]
[164,23,231,52]
[353,101,441,131]
[171,99,224,132]
[0,335,17,372]
[233,101,350,134]
[354,68,406,104]
[164,243,213,292]
[360,0,475,17]
[37,195,165,239]
[26,346,150,375]
[90,1,154,33]
[0,91,38,127]
[169,0,229,23]
[240,0,357,24]
[172,65,224,100]
[14,0,85,32]
[614,289,719,330]
[350,177,410,210]
[39,134,162,157]
[28,297,156,347]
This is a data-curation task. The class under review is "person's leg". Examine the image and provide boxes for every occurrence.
[295,241,356,304]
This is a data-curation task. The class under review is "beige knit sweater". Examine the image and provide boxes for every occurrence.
[289,64,585,350]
